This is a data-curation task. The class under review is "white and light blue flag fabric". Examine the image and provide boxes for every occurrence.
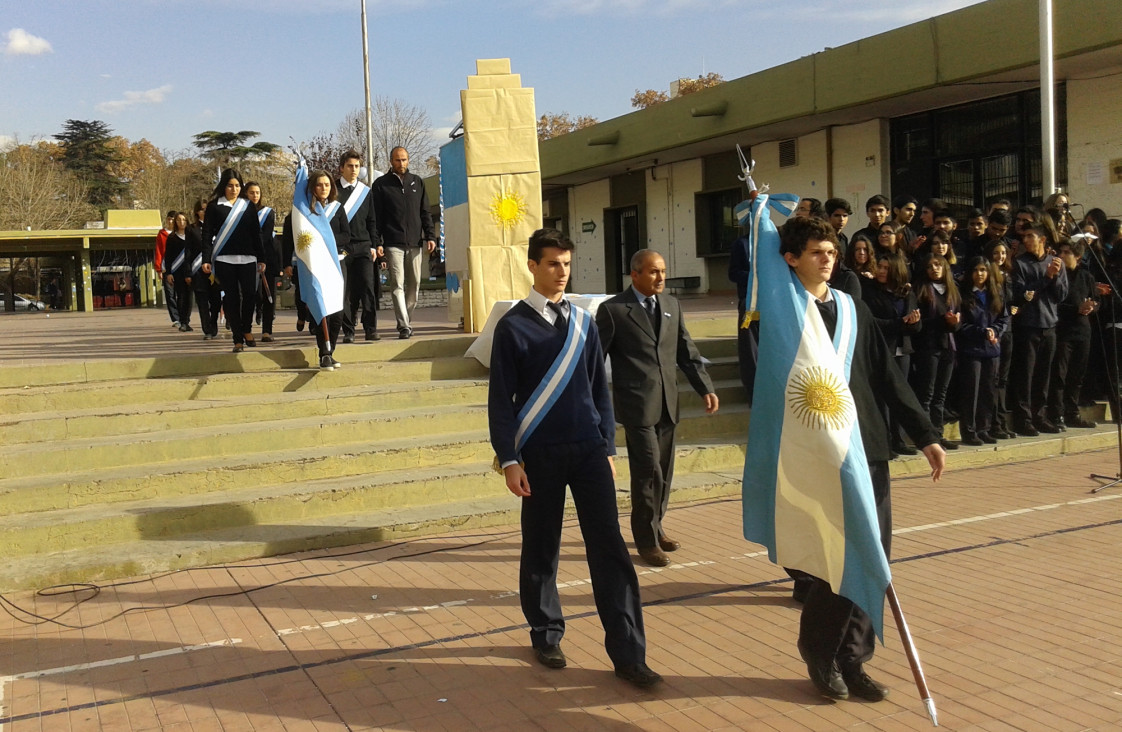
[738,190,891,638]
[291,159,344,325]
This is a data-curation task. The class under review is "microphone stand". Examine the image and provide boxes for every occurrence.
[1083,239,1122,493]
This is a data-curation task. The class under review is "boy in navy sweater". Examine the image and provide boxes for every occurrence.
[488,228,660,688]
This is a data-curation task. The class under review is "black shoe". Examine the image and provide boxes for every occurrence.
[798,642,848,700]
[296,319,305,332]
[993,429,1014,440]
[1035,419,1062,434]
[342,334,355,344]
[330,357,342,369]
[533,644,566,669]
[979,432,998,444]
[319,355,335,371]
[365,331,381,341]
[398,327,413,340]
[792,577,813,604]
[939,439,959,450]
[614,662,662,688]
[1066,415,1097,429]
[961,435,984,446]
[841,666,889,702]
[1015,421,1040,437]
[890,441,918,456]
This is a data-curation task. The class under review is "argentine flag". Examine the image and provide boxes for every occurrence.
[291,159,344,325]
[739,191,891,638]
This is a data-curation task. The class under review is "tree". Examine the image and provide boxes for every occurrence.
[52,119,127,208]
[537,112,599,141]
[0,140,97,309]
[192,130,281,167]
[631,73,725,110]
[300,98,437,178]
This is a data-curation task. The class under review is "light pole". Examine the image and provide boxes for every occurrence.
[360,0,375,184]
[1039,0,1056,198]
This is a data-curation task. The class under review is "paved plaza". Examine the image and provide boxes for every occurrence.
[0,447,1119,731]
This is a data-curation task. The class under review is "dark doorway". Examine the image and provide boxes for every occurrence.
[604,205,640,293]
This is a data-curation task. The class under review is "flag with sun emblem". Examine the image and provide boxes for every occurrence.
[291,158,344,325]
[737,188,891,638]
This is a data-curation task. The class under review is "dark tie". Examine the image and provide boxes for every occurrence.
[644,296,660,335]
[547,301,567,334]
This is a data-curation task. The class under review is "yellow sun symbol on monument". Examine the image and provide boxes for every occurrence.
[489,188,528,229]
[787,365,854,431]
[296,231,314,253]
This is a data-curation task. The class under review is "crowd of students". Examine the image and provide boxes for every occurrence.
[736,192,1121,451]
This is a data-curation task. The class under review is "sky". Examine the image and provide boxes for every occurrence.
[0,0,984,161]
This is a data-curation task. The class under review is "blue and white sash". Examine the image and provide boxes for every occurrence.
[320,201,344,259]
[257,206,273,227]
[513,304,592,454]
[211,198,250,259]
[191,253,203,275]
[341,182,370,223]
[169,240,186,273]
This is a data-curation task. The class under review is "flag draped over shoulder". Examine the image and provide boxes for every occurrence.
[291,159,344,325]
[739,191,891,638]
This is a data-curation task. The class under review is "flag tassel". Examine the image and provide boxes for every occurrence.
[887,582,938,727]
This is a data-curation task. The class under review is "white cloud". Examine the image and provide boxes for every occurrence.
[96,84,173,114]
[3,28,52,56]
[0,134,16,152]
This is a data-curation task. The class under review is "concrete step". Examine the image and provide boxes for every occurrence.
[0,354,490,416]
[0,441,747,560]
[0,467,748,592]
[0,379,490,446]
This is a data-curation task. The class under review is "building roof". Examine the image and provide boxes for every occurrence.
[539,0,1122,186]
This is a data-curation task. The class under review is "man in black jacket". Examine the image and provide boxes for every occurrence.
[337,150,382,342]
[372,147,436,339]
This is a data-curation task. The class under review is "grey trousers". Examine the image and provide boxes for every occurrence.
[386,245,423,331]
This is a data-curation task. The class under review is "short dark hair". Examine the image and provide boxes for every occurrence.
[892,194,918,210]
[825,198,852,216]
[799,197,825,218]
[932,209,955,223]
[1021,222,1048,238]
[1060,237,1086,259]
[966,207,986,220]
[779,216,838,259]
[528,228,574,262]
[165,210,177,219]
[339,149,362,167]
[922,197,947,211]
[987,209,1012,227]
[865,194,890,211]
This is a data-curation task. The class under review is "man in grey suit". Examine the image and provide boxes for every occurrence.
[596,249,719,567]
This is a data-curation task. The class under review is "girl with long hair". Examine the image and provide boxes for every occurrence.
[201,169,265,352]
[956,257,1008,445]
[910,253,961,449]
[844,233,877,279]
[245,181,279,342]
[985,241,1017,438]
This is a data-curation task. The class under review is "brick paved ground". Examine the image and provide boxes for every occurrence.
[1,448,1119,731]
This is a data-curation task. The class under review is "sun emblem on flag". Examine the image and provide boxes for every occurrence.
[296,231,314,253]
[489,188,527,229]
[787,365,854,430]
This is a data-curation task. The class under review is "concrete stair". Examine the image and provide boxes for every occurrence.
[0,335,749,591]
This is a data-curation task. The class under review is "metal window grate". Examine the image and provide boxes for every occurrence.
[779,139,797,168]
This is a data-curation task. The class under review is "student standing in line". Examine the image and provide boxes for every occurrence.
[956,257,1008,445]
[245,182,279,342]
[201,169,265,353]
[163,212,194,332]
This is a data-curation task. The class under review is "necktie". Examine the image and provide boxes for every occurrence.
[644,296,660,335]
[547,301,567,334]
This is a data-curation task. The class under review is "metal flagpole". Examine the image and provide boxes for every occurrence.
[360,0,376,185]
[887,583,939,726]
[1040,0,1056,197]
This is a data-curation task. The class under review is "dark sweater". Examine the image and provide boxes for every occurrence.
[1011,251,1068,329]
[372,170,435,248]
[1057,265,1097,342]
[162,232,191,277]
[861,280,921,356]
[201,198,265,262]
[337,181,379,255]
[957,285,1008,359]
[488,302,616,465]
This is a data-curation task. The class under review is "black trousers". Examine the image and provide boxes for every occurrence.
[193,279,222,337]
[215,261,258,345]
[958,355,997,437]
[910,347,955,431]
[313,312,343,359]
[342,253,377,338]
[1011,326,1057,426]
[519,439,646,669]
[162,278,179,324]
[1050,337,1090,420]
[736,316,760,406]
[993,329,1014,433]
[798,460,891,670]
[170,276,192,328]
[623,411,677,550]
